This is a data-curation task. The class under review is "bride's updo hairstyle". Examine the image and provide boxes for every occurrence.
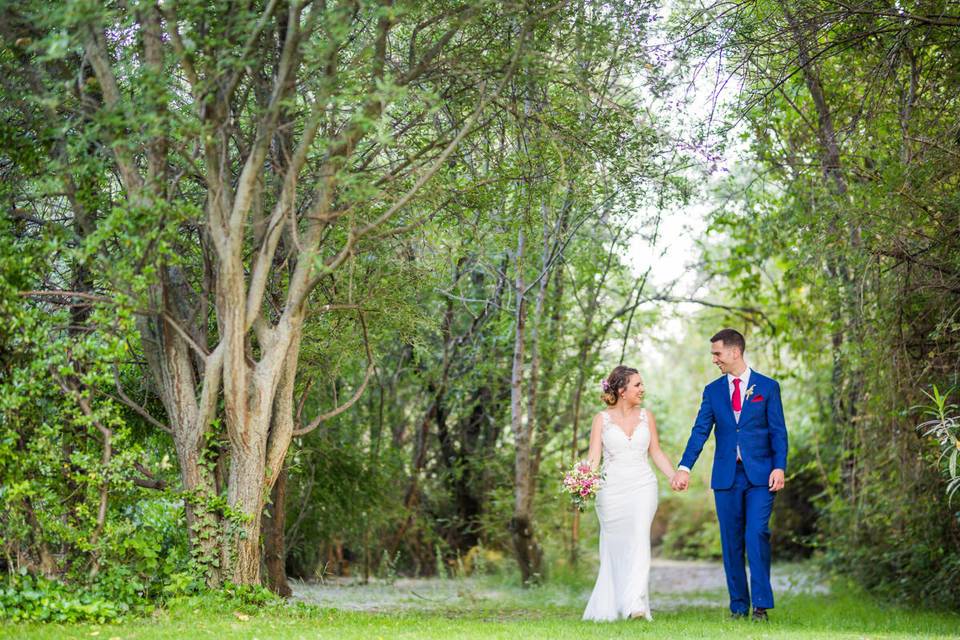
[600,365,640,406]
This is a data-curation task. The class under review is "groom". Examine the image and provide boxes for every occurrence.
[670,329,788,622]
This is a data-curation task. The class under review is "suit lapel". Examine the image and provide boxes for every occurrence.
[714,377,736,428]
[739,373,761,424]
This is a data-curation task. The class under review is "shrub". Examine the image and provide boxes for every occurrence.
[659,492,722,560]
[0,572,124,623]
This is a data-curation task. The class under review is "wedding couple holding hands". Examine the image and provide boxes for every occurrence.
[582,328,789,623]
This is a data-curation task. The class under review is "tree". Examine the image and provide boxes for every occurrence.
[670,0,960,606]
[2,0,558,585]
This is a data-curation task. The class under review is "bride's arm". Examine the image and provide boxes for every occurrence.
[646,410,676,481]
[587,413,604,471]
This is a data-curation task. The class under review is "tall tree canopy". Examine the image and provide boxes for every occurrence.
[671,0,960,606]
[1,0,677,589]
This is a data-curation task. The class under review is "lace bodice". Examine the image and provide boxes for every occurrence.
[601,409,652,468]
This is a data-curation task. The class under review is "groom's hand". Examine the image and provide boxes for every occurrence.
[768,469,785,492]
[671,470,689,491]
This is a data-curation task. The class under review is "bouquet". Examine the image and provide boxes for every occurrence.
[562,461,604,511]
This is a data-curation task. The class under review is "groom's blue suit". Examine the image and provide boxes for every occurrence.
[679,370,788,614]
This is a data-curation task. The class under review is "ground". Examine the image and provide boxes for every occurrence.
[3,560,957,639]
[291,558,827,612]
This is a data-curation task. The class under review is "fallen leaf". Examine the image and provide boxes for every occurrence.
[234,611,251,621]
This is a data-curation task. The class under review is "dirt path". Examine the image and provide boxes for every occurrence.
[292,559,827,613]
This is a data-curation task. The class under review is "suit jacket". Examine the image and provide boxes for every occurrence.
[679,371,788,490]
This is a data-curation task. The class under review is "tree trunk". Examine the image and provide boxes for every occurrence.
[137,269,224,585]
[780,2,865,505]
[175,444,222,583]
[567,288,599,566]
[224,428,268,584]
[509,228,544,585]
[263,462,292,597]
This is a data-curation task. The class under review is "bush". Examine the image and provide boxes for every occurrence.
[216,581,282,611]
[0,572,124,623]
[770,443,823,560]
[462,544,508,576]
[659,492,722,560]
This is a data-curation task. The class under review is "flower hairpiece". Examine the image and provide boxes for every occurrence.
[600,379,610,393]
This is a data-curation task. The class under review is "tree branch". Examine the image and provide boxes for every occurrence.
[227,0,307,241]
[110,364,173,434]
[19,290,112,303]
[82,23,143,194]
[293,313,374,437]
[244,108,324,332]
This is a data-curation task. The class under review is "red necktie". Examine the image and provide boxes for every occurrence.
[732,378,742,412]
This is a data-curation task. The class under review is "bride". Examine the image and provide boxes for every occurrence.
[582,365,677,621]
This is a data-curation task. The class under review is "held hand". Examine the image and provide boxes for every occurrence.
[768,468,785,492]
[671,470,690,492]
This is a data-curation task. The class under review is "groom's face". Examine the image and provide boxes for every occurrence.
[711,340,741,374]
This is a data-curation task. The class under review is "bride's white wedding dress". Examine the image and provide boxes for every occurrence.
[582,408,658,621]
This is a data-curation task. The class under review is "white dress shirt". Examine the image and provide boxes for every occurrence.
[678,367,751,473]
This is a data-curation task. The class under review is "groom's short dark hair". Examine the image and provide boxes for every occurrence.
[711,328,746,354]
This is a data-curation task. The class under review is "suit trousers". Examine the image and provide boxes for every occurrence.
[713,461,775,613]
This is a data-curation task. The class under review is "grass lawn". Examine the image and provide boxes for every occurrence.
[2,579,957,640]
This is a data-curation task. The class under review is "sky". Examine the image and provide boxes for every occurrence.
[618,5,751,369]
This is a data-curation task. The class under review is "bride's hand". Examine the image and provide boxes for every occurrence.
[671,470,690,491]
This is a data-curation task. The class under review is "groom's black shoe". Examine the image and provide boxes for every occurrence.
[752,607,769,622]
[730,611,748,620]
